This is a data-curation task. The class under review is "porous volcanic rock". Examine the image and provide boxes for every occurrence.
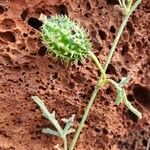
[0,0,149,149]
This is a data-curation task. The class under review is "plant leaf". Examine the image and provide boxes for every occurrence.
[108,79,142,119]
[31,96,64,137]
[42,128,61,137]
[65,128,75,135]
[62,114,75,136]
[119,76,130,87]
[123,92,142,119]
[31,96,76,138]
[115,89,124,105]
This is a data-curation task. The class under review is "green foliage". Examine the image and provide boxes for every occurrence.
[118,0,133,14]
[41,15,91,62]
[108,77,142,119]
[31,96,75,140]
[32,0,142,149]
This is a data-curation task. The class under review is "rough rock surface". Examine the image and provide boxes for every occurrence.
[0,0,149,149]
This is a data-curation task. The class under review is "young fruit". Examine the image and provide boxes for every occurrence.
[41,15,92,62]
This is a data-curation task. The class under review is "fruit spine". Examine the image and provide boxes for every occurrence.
[41,15,92,62]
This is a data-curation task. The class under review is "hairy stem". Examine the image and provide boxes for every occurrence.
[64,136,67,150]
[89,51,106,82]
[69,0,142,149]
[69,77,103,150]
[103,0,142,71]
[107,78,142,119]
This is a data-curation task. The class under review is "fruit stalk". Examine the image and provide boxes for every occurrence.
[69,0,142,149]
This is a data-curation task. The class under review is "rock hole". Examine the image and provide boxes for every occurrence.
[79,93,87,99]
[51,85,55,90]
[23,33,28,37]
[138,56,142,59]
[70,73,85,84]
[127,94,134,102]
[106,86,113,95]
[102,128,108,135]
[21,8,29,21]
[36,71,39,75]
[39,86,46,91]
[128,110,138,121]
[125,60,129,64]
[140,130,144,135]
[52,72,58,79]
[104,100,110,106]
[86,66,91,71]
[95,128,100,132]
[0,31,16,43]
[98,6,103,10]
[121,42,129,55]
[25,84,29,87]
[84,13,90,18]
[0,18,16,30]
[110,25,116,33]
[86,1,91,10]
[59,90,62,94]
[133,84,150,107]
[69,81,75,89]
[48,64,53,69]
[136,41,142,49]
[28,17,42,30]
[13,117,23,125]
[121,67,128,76]
[106,64,116,75]
[98,30,107,40]
[142,138,147,147]
[98,46,103,51]
[77,61,83,66]
[21,46,26,50]
[0,5,4,14]
[138,70,143,74]
[10,113,14,116]
[6,47,10,52]
[30,30,36,35]
[108,44,112,49]
[19,78,23,82]
[38,46,47,56]
[57,4,68,15]
[77,5,80,8]
[126,21,135,35]
[107,0,119,5]
[71,30,76,35]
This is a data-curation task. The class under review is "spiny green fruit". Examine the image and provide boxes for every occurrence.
[41,15,92,62]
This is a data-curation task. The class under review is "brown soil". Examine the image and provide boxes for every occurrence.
[0,0,150,150]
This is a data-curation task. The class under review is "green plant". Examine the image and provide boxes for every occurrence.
[31,96,75,150]
[32,0,142,149]
[40,15,91,63]
[118,0,133,15]
[40,14,106,79]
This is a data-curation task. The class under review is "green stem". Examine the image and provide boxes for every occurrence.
[108,78,142,119]
[122,0,127,10]
[69,77,103,150]
[69,1,142,150]
[107,79,121,90]
[63,136,67,150]
[118,0,123,7]
[89,51,106,82]
[103,0,142,72]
